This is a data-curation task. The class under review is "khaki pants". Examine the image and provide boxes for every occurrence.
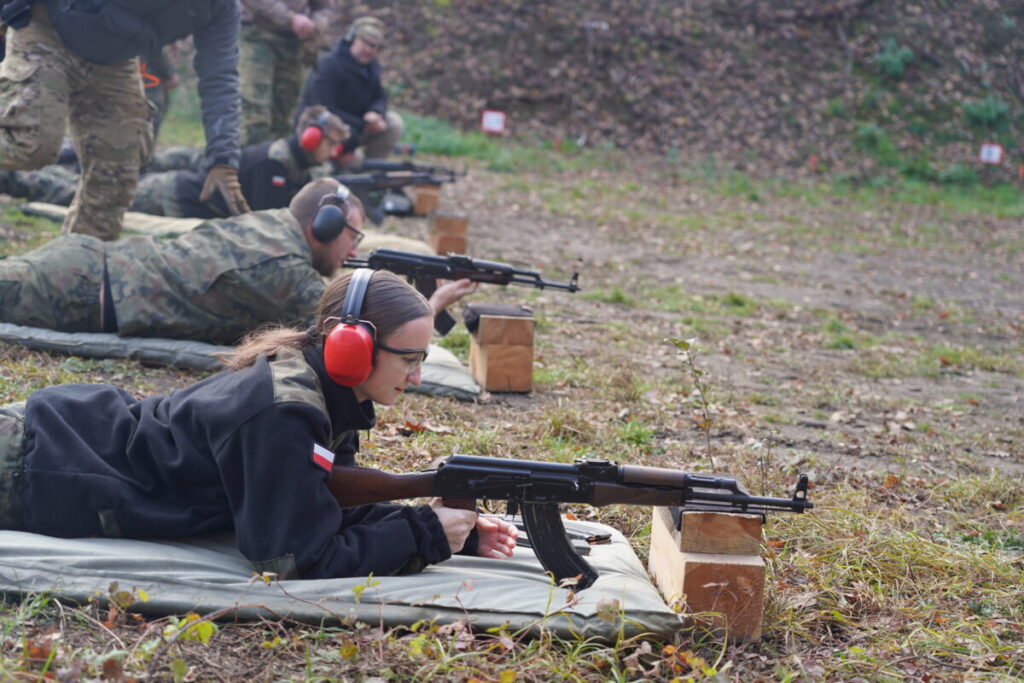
[0,5,152,240]
[0,402,27,530]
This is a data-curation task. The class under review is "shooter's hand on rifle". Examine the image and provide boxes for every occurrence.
[475,515,519,559]
[429,497,478,553]
[427,278,479,317]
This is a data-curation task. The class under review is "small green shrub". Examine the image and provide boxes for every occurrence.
[963,95,1010,130]
[854,123,899,165]
[938,163,977,186]
[873,39,914,80]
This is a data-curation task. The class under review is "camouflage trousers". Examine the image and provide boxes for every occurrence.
[0,401,27,530]
[0,234,106,332]
[239,25,307,146]
[0,4,153,241]
[130,171,185,217]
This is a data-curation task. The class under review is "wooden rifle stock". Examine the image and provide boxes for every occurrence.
[327,466,436,507]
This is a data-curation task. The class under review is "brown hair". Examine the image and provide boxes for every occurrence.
[222,270,431,370]
[289,177,365,231]
[294,105,349,139]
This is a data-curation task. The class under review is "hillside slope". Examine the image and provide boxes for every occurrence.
[360,0,1023,181]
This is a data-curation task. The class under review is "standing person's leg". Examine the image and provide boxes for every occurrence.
[65,58,152,241]
[361,111,404,160]
[270,32,304,140]
[0,234,106,331]
[239,25,276,145]
[0,6,73,172]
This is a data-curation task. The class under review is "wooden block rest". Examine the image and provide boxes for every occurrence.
[430,232,467,256]
[412,185,440,215]
[469,342,533,393]
[429,211,469,237]
[475,314,535,346]
[648,507,765,641]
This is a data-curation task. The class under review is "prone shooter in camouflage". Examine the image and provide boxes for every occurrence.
[0,178,360,345]
[0,177,476,345]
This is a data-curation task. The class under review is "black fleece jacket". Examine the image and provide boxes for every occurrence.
[295,39,387,151]
[17,346,450,579]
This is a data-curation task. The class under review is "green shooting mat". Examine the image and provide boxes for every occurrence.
[0,520,682,641]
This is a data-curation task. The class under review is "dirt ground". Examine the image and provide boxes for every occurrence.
[392,157,1023,485]
[1,152,1021,679]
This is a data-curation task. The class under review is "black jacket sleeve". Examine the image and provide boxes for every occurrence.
[192,0,243,169]
[215,402,451,579]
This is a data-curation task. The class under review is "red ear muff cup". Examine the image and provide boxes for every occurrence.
[300,125,324,151]
[324,323,375,386]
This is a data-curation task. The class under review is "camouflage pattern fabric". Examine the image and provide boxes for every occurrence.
[0,401,27,530]
[130,171,185,217]
[239,24,307,145]
[104,208,326,344]
[144,146,206,174]
[0,234,106,331]
[0,164,79,205]
[0,5,152,241]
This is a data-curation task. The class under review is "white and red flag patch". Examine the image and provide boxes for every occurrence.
[312,443,335,471]
[271,175,286,187]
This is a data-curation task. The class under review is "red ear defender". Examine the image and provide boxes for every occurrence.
[323,269,376,386]
[299,110,334,152]
[299,125,323,152]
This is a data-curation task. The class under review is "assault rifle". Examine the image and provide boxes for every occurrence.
[328,454,813,590]
[335,168,463,224]
[343,248,580,334]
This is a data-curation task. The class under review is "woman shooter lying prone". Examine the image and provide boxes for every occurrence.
[0,269,517,579]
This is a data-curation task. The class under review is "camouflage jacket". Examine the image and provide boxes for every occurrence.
[240,0,342,39]
[105,209,325,345]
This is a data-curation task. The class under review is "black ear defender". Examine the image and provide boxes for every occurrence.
[299,110,338,152]
[311,184,352,243]
[323,268,376,386]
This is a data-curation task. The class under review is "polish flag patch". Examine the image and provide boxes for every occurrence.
[271,175,286,187]
[312,443,335,471]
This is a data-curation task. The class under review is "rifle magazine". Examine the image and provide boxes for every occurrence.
[521,502,600,591]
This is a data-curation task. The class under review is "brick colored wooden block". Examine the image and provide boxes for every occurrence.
[430,211,469,237]
[412,185,440,215]
[469,339,533,392]
[648,507,765,641]
[676,509,763,555]
[475,314,535,346]
[430,232,467,256]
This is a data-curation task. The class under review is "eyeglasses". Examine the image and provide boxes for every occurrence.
[345,222,364,248]
[359,37,382,51]
[378,341,428,374]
